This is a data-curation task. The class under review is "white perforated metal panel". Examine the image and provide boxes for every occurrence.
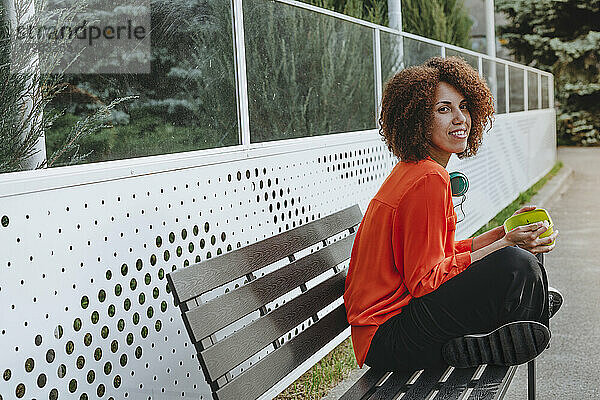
[0,110,555,400]
[451,109,557,239]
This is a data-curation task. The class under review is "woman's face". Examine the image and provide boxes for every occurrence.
[427,81,471,167]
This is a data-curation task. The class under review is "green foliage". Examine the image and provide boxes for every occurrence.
[46,0,380,161]
[401,0,473,48]
[0,0,134,172]
[301,0,473,48]
[44,0,241,164]
[39,0,476,169]
[557,110,600,146]
[496,0,600,146]
[307,0,387,24]
[44,98,137,167]
[243,0,375,142]
[0,0,65,172]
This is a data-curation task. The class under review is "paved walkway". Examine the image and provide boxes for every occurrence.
[504,147,600,399]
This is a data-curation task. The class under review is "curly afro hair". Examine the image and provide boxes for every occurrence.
[379,56,495,163]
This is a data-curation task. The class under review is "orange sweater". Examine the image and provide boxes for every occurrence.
[344,157,473,367]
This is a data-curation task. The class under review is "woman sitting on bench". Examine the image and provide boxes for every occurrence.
[344,56,560,371]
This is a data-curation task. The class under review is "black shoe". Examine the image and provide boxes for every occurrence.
[548,286,563,319]
[442,321,551,368]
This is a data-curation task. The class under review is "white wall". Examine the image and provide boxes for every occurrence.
[0,108,555,399]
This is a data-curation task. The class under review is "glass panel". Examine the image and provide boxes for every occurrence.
[380,32,404,84]
[495,62,507,114]
[244,0,375,143]
[44,0,239,167]
[402,36,442,68]
[541,75,549,109]
[482,59,505,114]
[509,66,524,113]
[445,49,479,71]
[528,71,539,110]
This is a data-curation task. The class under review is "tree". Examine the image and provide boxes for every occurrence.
[496,0,600,145]
[302,0,473,49]
[45,0,382,164]
[401,0,473,49]
[0,0,134,172]
[38,0,475,169]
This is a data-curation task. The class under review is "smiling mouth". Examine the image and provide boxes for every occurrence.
[449,129,468,139]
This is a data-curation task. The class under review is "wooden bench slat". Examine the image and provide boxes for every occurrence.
[433,367,477,399]
[468,365,516,400]
[184,234,355,342]
[216,304,348,400]
[338,368,388,400]
[168,203,524,400]
[366,370,415,400]
[200,272,346,380]
[399,368,448,399]
[168,205,362,304]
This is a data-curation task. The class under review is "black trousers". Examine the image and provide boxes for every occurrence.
[365,246,549,371]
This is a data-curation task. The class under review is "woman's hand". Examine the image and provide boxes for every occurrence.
[512,205,537,216]
[485,206,540,246]
[504,221,559,254]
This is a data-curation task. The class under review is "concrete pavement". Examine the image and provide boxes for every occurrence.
[504,147,600,399]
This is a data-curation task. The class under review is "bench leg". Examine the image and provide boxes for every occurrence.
[527,359,536,400]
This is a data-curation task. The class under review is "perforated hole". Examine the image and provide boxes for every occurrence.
[57,364,66,378]
[54,325,63,339]
[37,373,47,388]
[15,382,25,398]
[65,340,74,354]
[24,357,34,372]
[46,349,55,363]
[69,378,77,392]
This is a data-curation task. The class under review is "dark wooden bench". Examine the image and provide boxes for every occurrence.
[167,205,530,400]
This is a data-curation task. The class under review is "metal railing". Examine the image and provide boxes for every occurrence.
[231,0,554,146]
[10,0,555,169]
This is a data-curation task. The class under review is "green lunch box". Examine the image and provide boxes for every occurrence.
[503,208,555,246]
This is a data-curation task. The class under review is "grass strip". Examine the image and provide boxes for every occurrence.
[275,338,357,400]
[276,160,563,400]
[473,161,563,236]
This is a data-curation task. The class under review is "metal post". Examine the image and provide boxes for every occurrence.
[484,0,498,110]
[231,0,251,147]
[485,0,496,58]
[524,69,528,111]
[549,75,555,109]
[387,0,403,73]
[505,64,510,113]
[4,0,47,169]
[373,28,383,128]
[538,73,542,109]
[528,359,536,400]
[387,0,402,32]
